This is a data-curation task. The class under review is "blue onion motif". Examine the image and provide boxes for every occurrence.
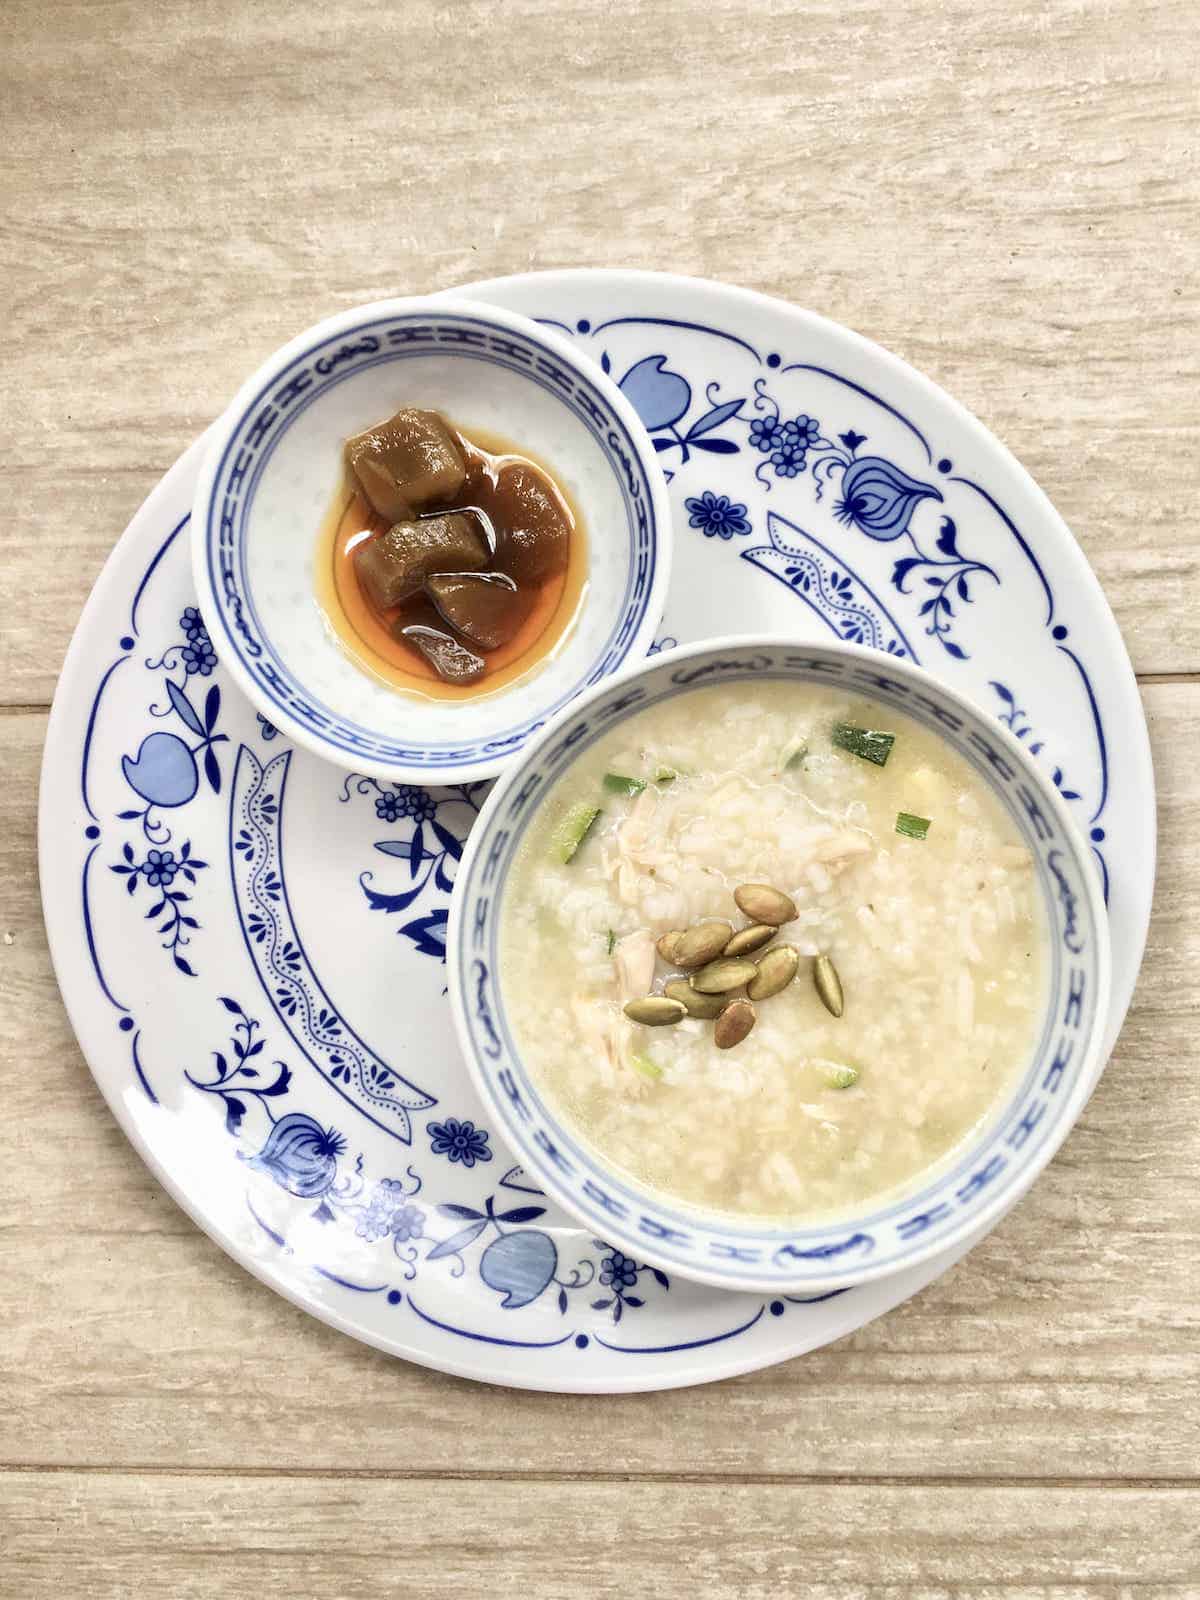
[375,784,437,824]
[617,354,691,432]
[599,1250,639,1289]
[121,731,199,808]
[245,1111,345,1198]
[783,413,821,448]
[684,490,752,540]
[181,637,218,676]
[479,1229,558,1309]
[427,1118,492,1168]
[179,606,208,642]
[141,848,179,888]
[834,455,942,541]
[355,1179,425,1243]
[748,415,785,453]
[391,1204,425,1243]
[769,438,807,478]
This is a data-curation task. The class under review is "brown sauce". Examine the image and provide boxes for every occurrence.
[314,423,588,701]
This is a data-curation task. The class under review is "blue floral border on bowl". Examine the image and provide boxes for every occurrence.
[453,644,1105,1290]
[200,309,660,767]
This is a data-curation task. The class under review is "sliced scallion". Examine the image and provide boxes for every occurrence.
[815,1059,859,1090]
[782,738,809,772]
[553,801,602,864]
[832,722,896,767]
[631,1053,663,1082]
[895,811,931,840]
[606,928,616,955]
[603,772,647,797]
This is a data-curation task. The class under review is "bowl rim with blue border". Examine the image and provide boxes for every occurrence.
[447,633,1113,1295]
[190,294,673,783]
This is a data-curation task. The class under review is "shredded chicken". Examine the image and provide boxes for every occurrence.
[615,859,641,905]
[570,995,617,1086]
[617,785,660,860]
[614,929,656,1001]
[604,788,669,903]
[811,828,874,866]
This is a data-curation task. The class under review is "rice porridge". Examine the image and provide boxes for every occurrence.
[499,681,1046,1222]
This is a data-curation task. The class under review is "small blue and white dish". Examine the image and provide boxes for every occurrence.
[448,634,1112,1297]
[191,296,672,783]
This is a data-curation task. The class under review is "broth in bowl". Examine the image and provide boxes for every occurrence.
[500,680,1047,1223]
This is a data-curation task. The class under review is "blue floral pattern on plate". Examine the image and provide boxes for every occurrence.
[41,273,1152,1389]
[590,333,1108,893]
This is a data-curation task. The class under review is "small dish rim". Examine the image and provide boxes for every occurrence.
[190,293,673,783]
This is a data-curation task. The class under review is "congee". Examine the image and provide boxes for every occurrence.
[500,680,1046,1222]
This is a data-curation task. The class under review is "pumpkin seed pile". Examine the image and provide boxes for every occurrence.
[619,882,848,1055]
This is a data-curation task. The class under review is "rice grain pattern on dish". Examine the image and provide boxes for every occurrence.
[500,681,1047,1222]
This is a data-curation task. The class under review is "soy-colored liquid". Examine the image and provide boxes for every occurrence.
[314,424,588,701]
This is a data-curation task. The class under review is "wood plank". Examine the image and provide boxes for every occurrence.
[2,1473,1197,1597]
[1,0,1198,701]
[3,681,1196,1476]
[3,10,1199,1586]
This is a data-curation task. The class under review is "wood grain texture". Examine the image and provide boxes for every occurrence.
[1,0,1198,701]
[2,1474,1198,1597]
[3,0,1198,1590]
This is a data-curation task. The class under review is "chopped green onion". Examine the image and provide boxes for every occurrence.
[605,928,616,955]
[815,1059,859,1090]
[832,722,896,767]
[603,772,647,797]
[632,1053,663,1082]
[895,811,931,840]
[654,764,682,783]
[552,801,602,863]
[782,738,808,772]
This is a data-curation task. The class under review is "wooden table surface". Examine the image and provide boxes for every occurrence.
[3,2,1198,1594]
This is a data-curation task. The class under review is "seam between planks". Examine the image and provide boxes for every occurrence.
[0,1465,1197,1489]
[0,672,1198,721]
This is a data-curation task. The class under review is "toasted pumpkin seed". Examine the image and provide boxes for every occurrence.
[690,957,758,994]
[623,996,687,1026]
[723,923,776,958]
[747,944,800,1000]
[665,978,726,1019]
[813,954,844,1017]
[714,998,756,1050]
[733,883,797,926]
[675,920,734,969]
[656,930,685,964]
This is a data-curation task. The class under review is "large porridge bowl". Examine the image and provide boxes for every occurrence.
[447,635,1111,1295]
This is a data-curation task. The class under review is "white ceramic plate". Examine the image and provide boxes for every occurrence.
[39,271,1154,1392]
